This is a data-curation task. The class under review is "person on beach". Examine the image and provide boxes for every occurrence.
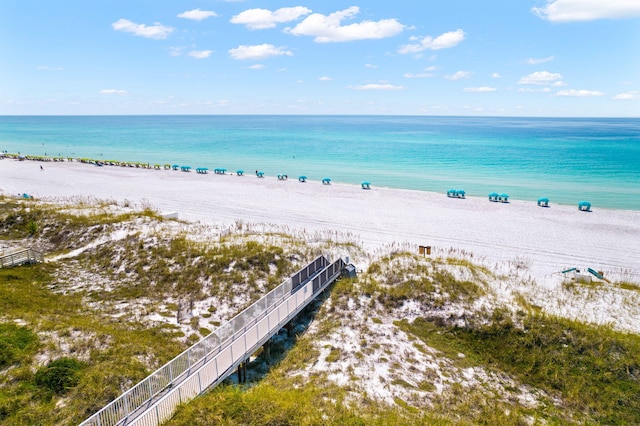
[40,165,43,171]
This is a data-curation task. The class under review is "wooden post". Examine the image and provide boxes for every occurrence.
[264,340,271,364]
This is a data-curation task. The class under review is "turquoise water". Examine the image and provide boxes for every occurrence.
[1,115,639,210]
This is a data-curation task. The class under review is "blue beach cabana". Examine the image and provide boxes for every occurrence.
[236,170,244,176]
[537,197,550,207]
[578,201,591,211]
[195,167,208,174]
[180,165,191,172]
[447,189,465,199]
[322,178,331,185]
[172,164,180,170]
[488,192,500,202]
[498,193,509,203]
[361,181,371,189]
[256,171,265,178]
[277,174,288,180]
[214,168,227,174]
[298,175,307,182]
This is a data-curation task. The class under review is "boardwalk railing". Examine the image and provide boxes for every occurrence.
[0,248,43,268]
[80,255,347,426]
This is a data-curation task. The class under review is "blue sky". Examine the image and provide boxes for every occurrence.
[1,0,639,116]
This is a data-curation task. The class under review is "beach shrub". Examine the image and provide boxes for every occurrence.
[27,220,38,236]
[34,357,86,394]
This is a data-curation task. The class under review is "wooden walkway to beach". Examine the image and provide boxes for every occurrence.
[80,255,349,426]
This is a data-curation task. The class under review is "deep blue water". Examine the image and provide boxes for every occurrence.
[1,115,639,210]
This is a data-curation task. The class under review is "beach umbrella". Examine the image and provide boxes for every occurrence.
[578,201,591,211]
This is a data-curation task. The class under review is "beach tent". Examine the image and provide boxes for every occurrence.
[578,201,591,211]
[447,189,465,198]
[196,167,208,174]
[322,178,331,185]
[298,175,307,182]
[498,193,509,203]
[180,165,191,172]
[236,170,244,176]
[214,168,226,174]
[488,192,500,202]
[172,164,180,170]
[277,174,288,180]
[537,197,550,207]
[256,171,264,178]
[361,181,371,189]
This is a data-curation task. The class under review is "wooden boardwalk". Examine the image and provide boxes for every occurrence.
[80,255,349,426]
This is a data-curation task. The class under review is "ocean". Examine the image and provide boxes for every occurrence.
[1,115,639,211]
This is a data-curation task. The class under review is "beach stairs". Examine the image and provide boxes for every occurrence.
[0,248,44,268]
[80,255,351,426]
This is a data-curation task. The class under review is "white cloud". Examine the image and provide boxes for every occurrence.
[526,55,555,64]
[403,72,434,79]
[248,64,265,70]
[365,63,378,69]
[398,29,465,54]
[518,87,552,93]
[188,50,212,59]
[491,72,502,78]
[228,44,293,60]
[319,76,333,81]
[555,89,604,97]
[286,6,405,42]
[99,89,128,95]
[231,7,311,30]
[112,19,174,39]
[178,9,218,21]
[464,86,497,92]
[445,71,472,80]
[532,0,640,22]
[518,71,563,85]
[349,83,405,90]
[613,91,637,100]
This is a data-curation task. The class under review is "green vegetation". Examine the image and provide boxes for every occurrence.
[398,313,640,424]
[34,357,87,395]
[0,264,186,425]
[168,383,428,426]
[0,323,39,369]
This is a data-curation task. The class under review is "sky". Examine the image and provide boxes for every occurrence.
[1,0,639,116]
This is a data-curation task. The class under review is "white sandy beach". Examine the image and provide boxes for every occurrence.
[2,158,640,287]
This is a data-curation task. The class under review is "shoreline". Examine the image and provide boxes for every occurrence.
[2,157,640,287]
[2,153,637,213]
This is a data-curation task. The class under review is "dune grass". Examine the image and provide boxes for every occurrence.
[398,312,640,424]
